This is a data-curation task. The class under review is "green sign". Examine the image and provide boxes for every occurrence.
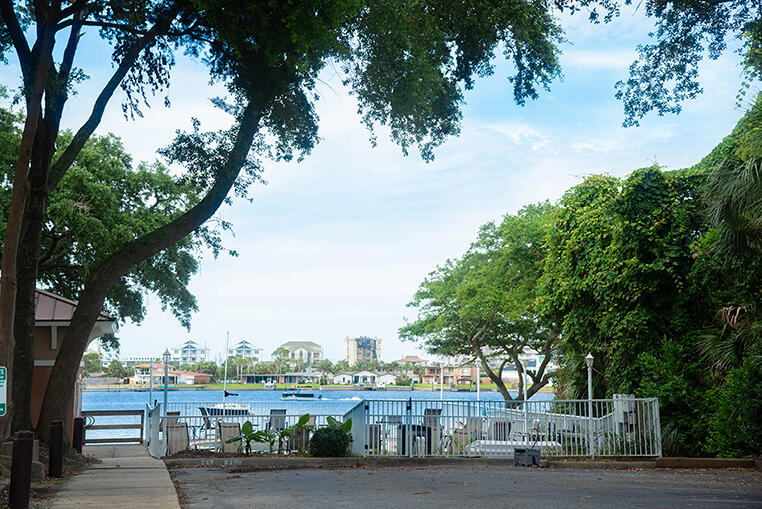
[0,366,6,417]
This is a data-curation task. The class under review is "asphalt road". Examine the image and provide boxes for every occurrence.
[170,465,762,508]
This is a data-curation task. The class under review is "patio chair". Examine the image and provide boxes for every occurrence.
[166,422,189,455]
[218,421,242,453]
[452,417,483,455]
[191,406,216,442]
[266,409,287,432]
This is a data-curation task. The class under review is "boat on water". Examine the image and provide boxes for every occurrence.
[202,402,250,416]
[281,391,322,400]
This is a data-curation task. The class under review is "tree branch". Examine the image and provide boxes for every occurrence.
[0,0,32,84]
[48,2,182,191]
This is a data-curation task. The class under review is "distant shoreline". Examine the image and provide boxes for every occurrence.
[82,384,555,394]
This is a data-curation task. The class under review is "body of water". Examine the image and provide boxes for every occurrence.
[83,388,554,414]
[81,389,555,442]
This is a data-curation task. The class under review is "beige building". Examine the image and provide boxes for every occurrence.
[280,341,322,363]
[344,336,381,364]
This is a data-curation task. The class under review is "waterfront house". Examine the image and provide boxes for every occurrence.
[396,355,428,365]
[241,371,321,384]
[331,371,397,385]
[31,289,117,440]
[278,341,323,363]
[131,364,212,385]
[169,339,209,365]
[226,339,262,360]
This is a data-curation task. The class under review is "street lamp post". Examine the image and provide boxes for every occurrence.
[585,352,595,459]
[162,349,170,456]
[439,361,444,401]
[521,356,529,443]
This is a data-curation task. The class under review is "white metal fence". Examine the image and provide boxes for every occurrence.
[144,396,661,458]
[353,397,661,458]
[146,401,348,456]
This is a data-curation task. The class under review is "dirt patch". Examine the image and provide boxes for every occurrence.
[0,450,97,507]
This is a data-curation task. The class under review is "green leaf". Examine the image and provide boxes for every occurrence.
[296,413,310,427]
[242,420,253,435]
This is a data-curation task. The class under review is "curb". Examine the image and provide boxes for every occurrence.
[165,456,760,471]
[545,460,657,470]
[654,457,757,469]
[165,456,522,469]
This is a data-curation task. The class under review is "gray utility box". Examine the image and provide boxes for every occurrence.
[514,447,540,467]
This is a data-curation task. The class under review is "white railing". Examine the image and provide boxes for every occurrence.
[358,397,661,458]
[143,396,661,458]
[146,401,348,456]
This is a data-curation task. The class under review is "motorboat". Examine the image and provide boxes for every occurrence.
[281,391,322,399]
[202,402,250,416]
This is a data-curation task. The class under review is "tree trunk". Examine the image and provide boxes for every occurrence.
[0,15,55,439]
[36,102,263,442]
[11,114,57,433]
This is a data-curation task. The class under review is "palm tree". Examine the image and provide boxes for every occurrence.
[704,95,762,261]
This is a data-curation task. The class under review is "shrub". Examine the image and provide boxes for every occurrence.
[308,427,352,457]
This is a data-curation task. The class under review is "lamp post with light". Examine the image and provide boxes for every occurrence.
[162,349,170,456]
[585,352,594,458]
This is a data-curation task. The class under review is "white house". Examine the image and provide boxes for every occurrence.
[169,339,209,365]
[227,339,262,360]
[332,373,353,384]
[332,371,397,385]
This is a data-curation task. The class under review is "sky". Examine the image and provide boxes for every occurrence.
[1,6,750,363]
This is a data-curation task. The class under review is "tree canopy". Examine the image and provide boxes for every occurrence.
[0,107,226,330]
[401,203,558,402]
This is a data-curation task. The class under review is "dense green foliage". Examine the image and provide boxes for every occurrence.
[401,203,558,401]
[545,101,762,456]
[405,98,762,458]
[309,426,353,457]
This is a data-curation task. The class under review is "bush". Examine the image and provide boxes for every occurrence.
[308,427,352,457]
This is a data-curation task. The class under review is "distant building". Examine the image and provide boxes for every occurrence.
[501,349,557,383]
[169,339,209,365]
[241,372,321,384]
[130,363,212,385]
[344,336,381,364]
[227,339,262,360]
[332,371,397,385]
[120,355,157,366]
[397,355,428,365]
[279,341,322,363]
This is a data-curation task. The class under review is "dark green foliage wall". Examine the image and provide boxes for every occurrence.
[546,99,762,457]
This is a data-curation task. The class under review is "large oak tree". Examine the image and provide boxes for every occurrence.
[0,0,585,442]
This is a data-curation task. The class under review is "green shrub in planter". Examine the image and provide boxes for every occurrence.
[309,426,352,457]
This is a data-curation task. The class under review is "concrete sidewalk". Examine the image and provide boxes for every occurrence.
[49,445,180,509]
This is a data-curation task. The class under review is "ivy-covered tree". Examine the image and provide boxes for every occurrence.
[402,203,558,402]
